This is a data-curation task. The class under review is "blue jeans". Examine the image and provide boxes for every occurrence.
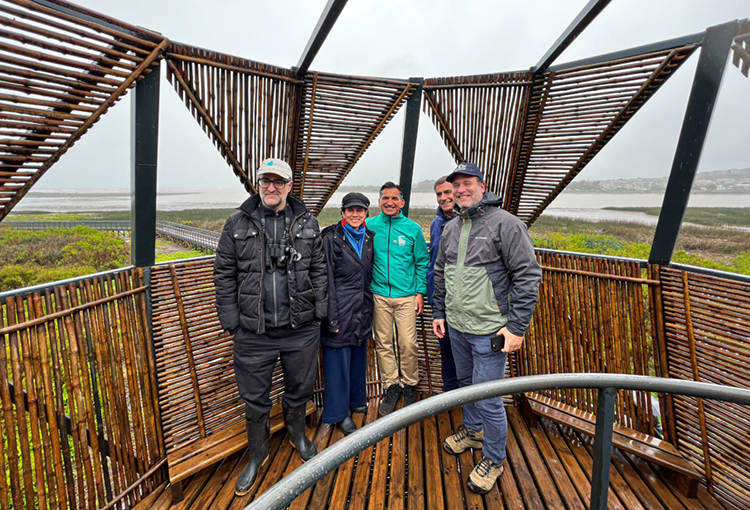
[448,325,508,465]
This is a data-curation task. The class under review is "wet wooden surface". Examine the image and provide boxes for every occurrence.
[140,399,726,510]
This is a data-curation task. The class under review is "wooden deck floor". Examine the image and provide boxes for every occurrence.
[136,400,726,510]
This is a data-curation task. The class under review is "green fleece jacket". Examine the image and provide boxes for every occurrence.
[368,212,429,298]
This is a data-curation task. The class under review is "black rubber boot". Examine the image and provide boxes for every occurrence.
[283,401,317,461]
[235,415,269,496]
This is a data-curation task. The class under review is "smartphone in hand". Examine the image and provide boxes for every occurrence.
[490,334,505,352]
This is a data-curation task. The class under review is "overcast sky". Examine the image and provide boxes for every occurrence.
[36,0,749,191]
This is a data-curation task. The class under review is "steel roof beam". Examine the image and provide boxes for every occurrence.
[294,0,349,76]
[532,0,612,74]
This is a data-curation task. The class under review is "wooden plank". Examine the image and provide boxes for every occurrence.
[510,408,585,510]
[505,418,546,510]
[527,397,701,480]
[655,466,722,510]
[623,453,689,510]
[538,418,636,510]
[288,421,333,510]
[168,401,316,484]
[170,468,213,510]
[349,401,379,510]
[389,416,406,510]
[308,424,346,509]
[368,416,391,510]
[436,409,464,510]
[407,418,426,510]
[131,481,167,510]
[185,451,243,510]
[507,407,567,510]
[568,428,661,510]
[329,412,367,508]
[421,414,445,510]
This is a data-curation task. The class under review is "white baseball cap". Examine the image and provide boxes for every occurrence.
[257,158,293,181]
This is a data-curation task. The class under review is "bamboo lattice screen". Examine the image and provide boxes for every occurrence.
[165,43,302,196]
[0,268,164,510]
[422,72,531,210]
[658,267,750,508]
[423,45,697,225]
[519,251,659,435]
[293,72,416,214]
[0,0,168,221]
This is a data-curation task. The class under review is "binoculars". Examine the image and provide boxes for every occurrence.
[266,240,292,269]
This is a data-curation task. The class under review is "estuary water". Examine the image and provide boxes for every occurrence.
[16,189,749,224]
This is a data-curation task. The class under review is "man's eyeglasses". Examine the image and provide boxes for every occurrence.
[258,177,289,189]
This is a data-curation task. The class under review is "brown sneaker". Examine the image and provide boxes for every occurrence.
[442,425,484,455]
[467,456,504,494]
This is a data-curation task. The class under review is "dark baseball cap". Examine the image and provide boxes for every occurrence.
[446,162,484,183]
[341,192,370,209]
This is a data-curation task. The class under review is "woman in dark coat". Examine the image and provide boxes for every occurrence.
[321,192,375,435]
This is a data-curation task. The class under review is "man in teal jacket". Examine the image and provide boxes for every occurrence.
[368,181,429,416]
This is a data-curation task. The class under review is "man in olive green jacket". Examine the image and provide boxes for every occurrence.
[432,163,541,495]
[368,181,429,416]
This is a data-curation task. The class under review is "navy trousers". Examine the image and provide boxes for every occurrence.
[322,342,368,423]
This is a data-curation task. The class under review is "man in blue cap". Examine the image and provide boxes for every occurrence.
[432,162,541,495]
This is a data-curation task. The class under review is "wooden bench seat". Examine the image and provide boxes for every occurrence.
[167,400,316,500]
[522,392,702,497]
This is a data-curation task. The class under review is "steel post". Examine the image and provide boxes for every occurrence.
[589,387,617,510]
[649,21,738,265]
[130,61,160,268]
[399,78,423,217]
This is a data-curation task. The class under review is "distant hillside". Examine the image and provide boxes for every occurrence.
[338,178,437,193]
[567,168,750,193]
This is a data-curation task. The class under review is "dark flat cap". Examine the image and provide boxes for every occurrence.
[342,192,370,209]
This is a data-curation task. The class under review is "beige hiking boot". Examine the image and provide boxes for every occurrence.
[467,456,505,494]
[442,425,484,455]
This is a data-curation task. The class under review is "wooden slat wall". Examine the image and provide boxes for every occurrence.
[518,252,659,435]
[423,46,696,225]
[422,72,531,209]
[0,0,168,220]
[165,44,302,196]
[293,72,416,214]
[658,267,750,508]
[0,268,165,510]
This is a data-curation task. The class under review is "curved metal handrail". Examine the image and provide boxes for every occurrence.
[246,373,750,510]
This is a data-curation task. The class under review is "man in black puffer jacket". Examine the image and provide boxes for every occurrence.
[214,158,327,496]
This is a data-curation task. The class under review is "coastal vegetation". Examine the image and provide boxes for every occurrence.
[2,206,749,291]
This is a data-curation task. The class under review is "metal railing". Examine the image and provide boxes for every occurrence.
[246,374,750,510]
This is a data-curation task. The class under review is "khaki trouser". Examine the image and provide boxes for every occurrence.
[372,294,419,389]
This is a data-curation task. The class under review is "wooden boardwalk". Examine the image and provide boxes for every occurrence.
[137,401,726,510]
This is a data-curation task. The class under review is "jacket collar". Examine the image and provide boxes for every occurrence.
[435,206,455,223]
